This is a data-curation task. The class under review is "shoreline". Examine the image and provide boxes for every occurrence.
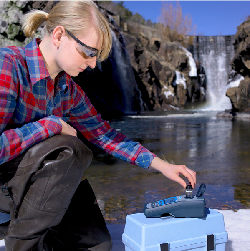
[217,110,250,121]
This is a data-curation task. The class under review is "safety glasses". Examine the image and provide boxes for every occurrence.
[65,29,99,58]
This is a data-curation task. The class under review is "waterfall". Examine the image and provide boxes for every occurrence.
[108,29,142,114]
[74,26,142,119]
[190,35,235,110]
[175,71,187,89]
[182,47,197,77]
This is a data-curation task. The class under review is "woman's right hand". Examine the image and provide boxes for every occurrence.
[59,119,77,137]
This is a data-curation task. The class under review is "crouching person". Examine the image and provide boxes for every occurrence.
[0,1,196,250]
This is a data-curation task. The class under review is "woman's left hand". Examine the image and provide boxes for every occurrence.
[149,157,196,189]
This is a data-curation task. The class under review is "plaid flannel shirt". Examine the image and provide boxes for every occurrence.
[0,38,156,168]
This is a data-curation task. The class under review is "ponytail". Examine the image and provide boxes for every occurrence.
[22,10,48,37]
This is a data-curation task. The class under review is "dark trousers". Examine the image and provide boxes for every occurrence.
[0,135,112,251]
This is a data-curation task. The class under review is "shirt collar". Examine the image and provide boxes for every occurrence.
[25,38,51,85]
[25,38,73,88]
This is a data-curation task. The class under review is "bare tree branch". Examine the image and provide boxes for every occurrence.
[158,1,197,46]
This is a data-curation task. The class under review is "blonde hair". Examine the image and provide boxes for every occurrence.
[22,0,112,61]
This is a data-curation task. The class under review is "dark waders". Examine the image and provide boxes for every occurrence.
[0,135,112,251]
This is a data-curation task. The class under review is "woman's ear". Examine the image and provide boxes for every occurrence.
[52,26,65,48]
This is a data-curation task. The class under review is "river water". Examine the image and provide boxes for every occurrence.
[82,111,250,224]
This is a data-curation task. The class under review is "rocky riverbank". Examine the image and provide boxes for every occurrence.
[217,110,250,121]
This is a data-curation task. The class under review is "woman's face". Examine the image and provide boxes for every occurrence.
[55,26,100,77]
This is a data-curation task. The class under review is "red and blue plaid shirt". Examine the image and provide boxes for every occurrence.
[0,38,155,168]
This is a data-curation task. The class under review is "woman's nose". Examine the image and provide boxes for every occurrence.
[87,57,96,69]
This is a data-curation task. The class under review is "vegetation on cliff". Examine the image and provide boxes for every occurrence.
[98,1,197,47]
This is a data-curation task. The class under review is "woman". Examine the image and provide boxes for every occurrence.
[0,1,196,250]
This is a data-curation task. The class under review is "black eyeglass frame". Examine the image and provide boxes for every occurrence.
[65,29,99,58]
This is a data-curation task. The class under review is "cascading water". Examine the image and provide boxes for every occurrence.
[109,29,142,114]
[190,36,235,110]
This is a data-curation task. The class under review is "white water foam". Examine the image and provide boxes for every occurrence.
[182,47,197,77]
[128,113,208,119]
[201,75,244,111]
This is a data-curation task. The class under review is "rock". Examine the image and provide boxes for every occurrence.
[123,29,195,110]
[0,1,55,47]
[216,111,235,119]
[159,42,190,74]
[227,16,250,112]
[232,17,250,76]
[226,77,250,112]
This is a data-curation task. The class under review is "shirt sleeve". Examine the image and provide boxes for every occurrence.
[68,85,157,169]
[0,53,62,165]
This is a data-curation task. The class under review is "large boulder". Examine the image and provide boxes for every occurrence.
[227,16,250,111]
[226,76,250,112]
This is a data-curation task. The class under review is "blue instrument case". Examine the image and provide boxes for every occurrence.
[122,208,228,251]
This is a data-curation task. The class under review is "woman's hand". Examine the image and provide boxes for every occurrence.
[149,157,196,188]
[59,119,77,137]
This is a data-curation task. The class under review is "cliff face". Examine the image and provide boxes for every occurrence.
[77,18,201,116]
[122,22,202,111]
[226,17,250,112]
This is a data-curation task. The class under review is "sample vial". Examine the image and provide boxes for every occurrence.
[185,182,193,198]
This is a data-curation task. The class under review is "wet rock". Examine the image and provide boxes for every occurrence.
[227,17,250,112]
[226,76,250,112]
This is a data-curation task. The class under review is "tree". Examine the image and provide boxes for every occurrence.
[130,12,145,25]
[158,1,196,45]
[114,1,132,21]
[145,19,153,27]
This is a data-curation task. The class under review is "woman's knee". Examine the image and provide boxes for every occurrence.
[42,135,93,172]
[8,135,93,213]
[20,135,93,172]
